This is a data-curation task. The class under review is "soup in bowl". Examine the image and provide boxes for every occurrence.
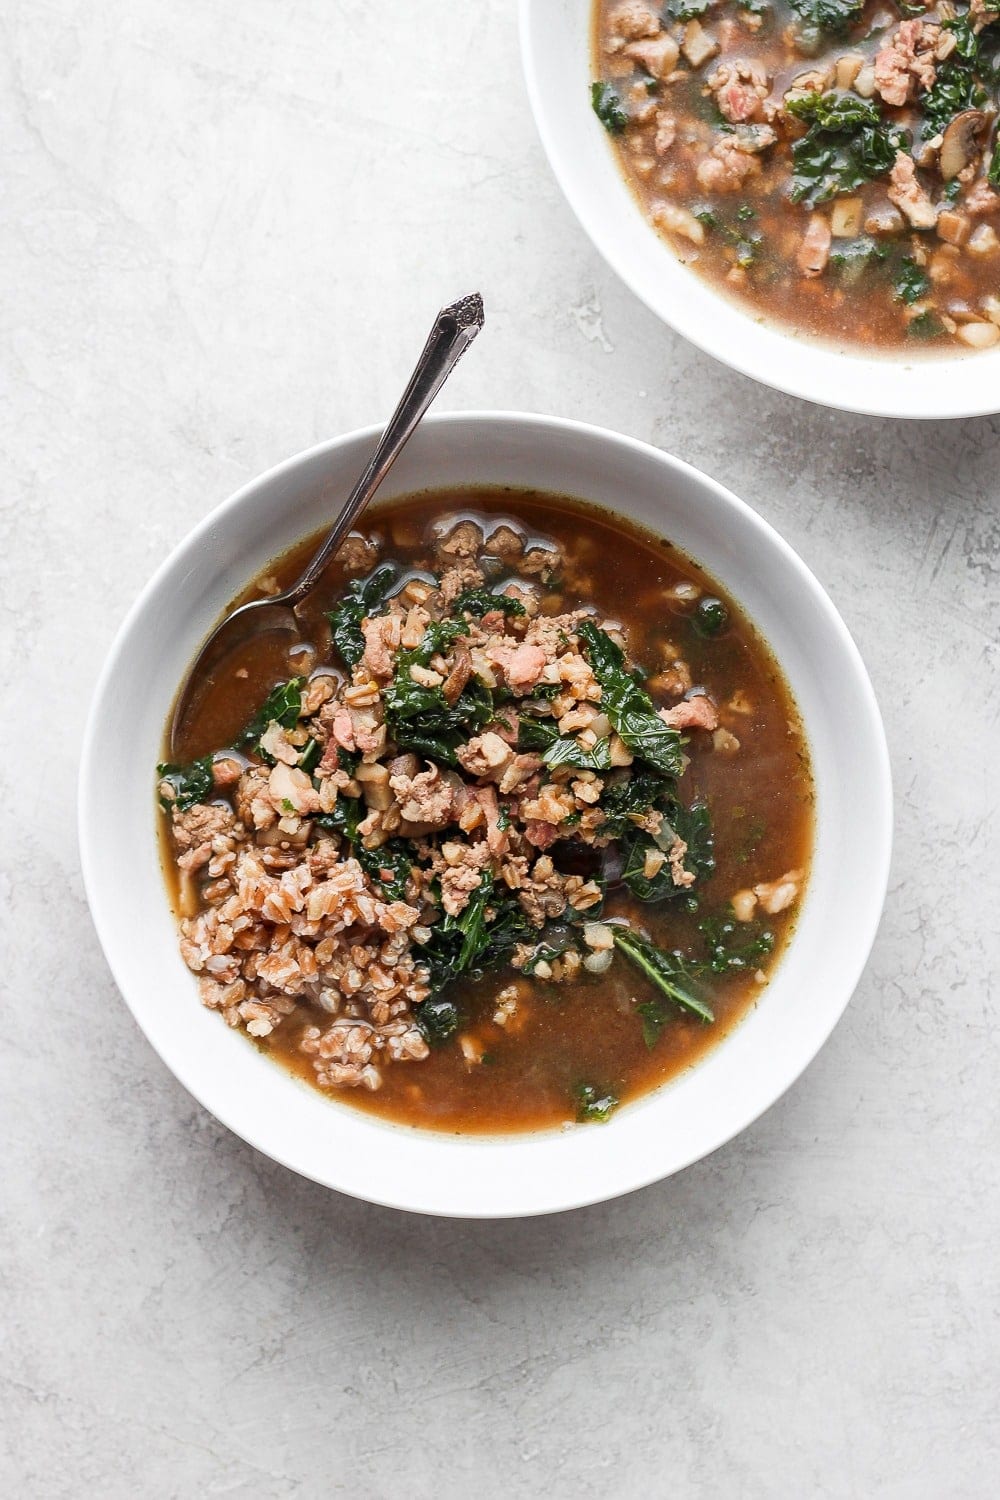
[520,0,1000,415]
[163,489,813,1133]
[79,413,891,1216]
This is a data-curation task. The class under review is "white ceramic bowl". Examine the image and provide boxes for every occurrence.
[79,413,891,1217]
[519,0,1000,418]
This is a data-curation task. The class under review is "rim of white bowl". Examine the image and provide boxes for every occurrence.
[79,412,893,1217]
[518,0,1000,420]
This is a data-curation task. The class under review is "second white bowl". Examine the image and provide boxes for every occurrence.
[519,0,1000,418]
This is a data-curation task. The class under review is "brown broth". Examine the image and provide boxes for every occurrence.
[166,488,814,1134]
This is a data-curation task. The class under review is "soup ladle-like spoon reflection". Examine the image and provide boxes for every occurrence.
[170,292,485,755]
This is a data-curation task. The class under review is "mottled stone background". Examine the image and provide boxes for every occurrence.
[3,2,998,1495]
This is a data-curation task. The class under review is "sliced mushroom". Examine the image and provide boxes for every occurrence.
[939,109,986,181]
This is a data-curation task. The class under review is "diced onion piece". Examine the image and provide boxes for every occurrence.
[583,949,614,975]
[957,321,1000,349]
[583,923,614,952]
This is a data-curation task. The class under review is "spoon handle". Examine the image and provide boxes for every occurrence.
[286,292,485,605]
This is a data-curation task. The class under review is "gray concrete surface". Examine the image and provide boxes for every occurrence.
[3,1,998,1495]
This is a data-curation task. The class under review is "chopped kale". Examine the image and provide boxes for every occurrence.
[786,0,864,35]
[621,834,678,902]
[315,794,411,900]
[577,621,685,778]
[907,310,944,339]
[415,995,460,1046]
[696,207,763,265]
[314,794,362,841]
[893,257,930,306]
[829,237,886,282]
[591,81,628,134]
[383,620,492,764]
[517,715,612,770]
[990,136,1000,189]
[297,737,321,774]
[692,596,730,638]
[573,1082,619,1123]
[613,928,715,1024]
[452,587,526,619]
[236,678,303,757]
[662,0,710,17]
[787,91,907,206]
[598,772,674,840]
[355,840,412,902]
[325,564,399,671]
[419,873,534,995]
[941,14,1000,82]
[156,756,213,812]
[636,1001,672,1049]
[672,799,715,880]
[621,800,714,902]
[698,914,775,974]
[522,940,573,975]
[920,56,986,139]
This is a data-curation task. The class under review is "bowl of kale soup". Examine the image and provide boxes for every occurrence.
[79,413,891,1217]
[521,0,1000,417]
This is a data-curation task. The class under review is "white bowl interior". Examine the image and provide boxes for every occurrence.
[519,0,1000,418]
[79,414,891,1217]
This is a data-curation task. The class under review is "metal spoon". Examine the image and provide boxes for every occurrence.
[170,292,485,751]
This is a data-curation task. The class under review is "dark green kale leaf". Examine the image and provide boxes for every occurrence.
[354,840,412,902]
[418,873,534,998]
[452,587,526,619]
[787,91,908,205]
[698,914,775,974]
[695,207,762,266]
[297,737,321,774]
[591,81,628,134]
[517,716,612,770]
[787,0,864,36]
[621,834,677,902]
[315,794,411,900]
[415,996,460,1045]
[597,771,674,840]
[576,620,685,778]
[829,237,886,283]
[612,928,715,1024]
[692,596,730,638]
[324,563,399,670]
[671,799,715,881]
[893,257,930,305]
[236,678,303,757]
[907,309,945,339]
[383,620,492,765]
[156,756,214,812]
[620,801,713,902]
[636,1001,673,1049]
[573,1082,619,1123]
[920,55,987,139]
[662,0,710,18]
[990,136,1000,188]
[522,938,573,975]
